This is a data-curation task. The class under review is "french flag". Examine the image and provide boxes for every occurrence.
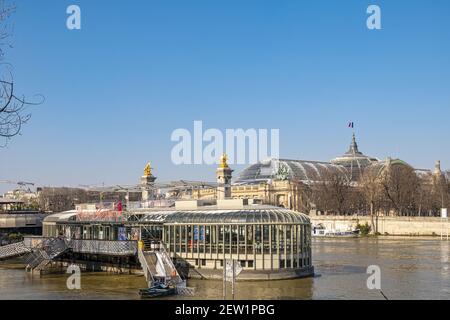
[348,122,354,128]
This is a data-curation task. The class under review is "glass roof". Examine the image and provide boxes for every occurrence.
[363,158,414,178]
[329,133,379,180]
[234,158,349,184]
[235,134,380,183]
[162,208,311,225]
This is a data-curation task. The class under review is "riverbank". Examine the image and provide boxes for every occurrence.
[311,215,450,236]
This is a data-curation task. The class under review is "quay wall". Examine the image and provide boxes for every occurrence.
[310,215,450,236]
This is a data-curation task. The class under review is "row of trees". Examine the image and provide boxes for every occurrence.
[310,164,450,224]
[36,187,142,213]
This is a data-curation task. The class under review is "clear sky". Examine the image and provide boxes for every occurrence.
[1,0,450,192]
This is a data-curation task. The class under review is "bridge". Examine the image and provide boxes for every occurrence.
[0,241,31,260]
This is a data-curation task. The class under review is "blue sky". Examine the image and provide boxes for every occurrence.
[1,0,450,192]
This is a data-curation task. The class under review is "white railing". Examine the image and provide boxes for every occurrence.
[138,248,154,286]
[159,243,183,285]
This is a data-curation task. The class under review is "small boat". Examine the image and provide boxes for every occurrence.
[139,283,177,299]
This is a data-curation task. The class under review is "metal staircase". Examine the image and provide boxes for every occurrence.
[24,238,69,274]
[138,241,183,288]
[158,243,183,285]
[0,242,31,260]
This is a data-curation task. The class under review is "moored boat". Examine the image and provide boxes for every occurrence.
[312,224,360,238]
[139,283,177,299]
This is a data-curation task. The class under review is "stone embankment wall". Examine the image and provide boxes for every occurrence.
[310,215,450,236]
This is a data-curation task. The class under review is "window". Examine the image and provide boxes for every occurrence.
[247,261,254,268]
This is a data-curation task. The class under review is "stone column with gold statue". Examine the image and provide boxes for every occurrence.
[216,154,233,200]
[141,162,157,202]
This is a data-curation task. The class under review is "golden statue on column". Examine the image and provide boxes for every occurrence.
[220,154,229,168]
[144,162,152,177]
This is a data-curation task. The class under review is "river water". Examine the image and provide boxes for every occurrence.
[0,237,449,300]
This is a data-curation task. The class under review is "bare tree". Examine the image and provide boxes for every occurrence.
[426,171,450,216]
[360,170,384,233]
[0,1,42,146]
[313,170,353,215]
[378,165,420,216]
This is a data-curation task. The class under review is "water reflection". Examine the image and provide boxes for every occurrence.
[441,241,449,279]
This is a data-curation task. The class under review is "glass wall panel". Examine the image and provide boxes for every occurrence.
[175,226,181,252]
[255,225,262,254]
[218,225,224,254]
[238,226,245,254]
[187,225,193,253]
[286,225,291,254]
[271,225,277,253]
[205,226,211,253]
[181,226,187,253]
[231,225,238,254]
[263,225,270,254]
[278,225,284,253]
[246,225,253,254]
[224,225,231,254]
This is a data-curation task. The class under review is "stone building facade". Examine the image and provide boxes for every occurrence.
[192,135,449,213]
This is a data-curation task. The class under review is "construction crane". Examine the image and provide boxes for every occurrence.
[0,180,35,190]
[0,180,35,186]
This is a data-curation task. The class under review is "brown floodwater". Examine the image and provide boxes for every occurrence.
[0,237,449,300]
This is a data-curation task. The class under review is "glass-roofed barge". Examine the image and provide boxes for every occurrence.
[42,199,314,280]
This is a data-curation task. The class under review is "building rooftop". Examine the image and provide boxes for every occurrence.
[234,134,385,184]
[0,198,25,204]
[44,201,311,225]
[162,207,310,224]
[234,158,350,185]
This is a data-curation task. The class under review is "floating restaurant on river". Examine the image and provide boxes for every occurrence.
[0,155,314,284]
[34,156,314,281]
[41,199,313,280]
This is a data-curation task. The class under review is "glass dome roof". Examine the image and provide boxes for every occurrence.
[162,208,311,225]
[234,158,349,184]
[330,134,379,180]
[234,134,381,184]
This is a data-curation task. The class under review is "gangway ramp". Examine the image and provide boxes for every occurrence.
[0,242,31,260]
[24,238,69,274]
[137,242,183,288]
